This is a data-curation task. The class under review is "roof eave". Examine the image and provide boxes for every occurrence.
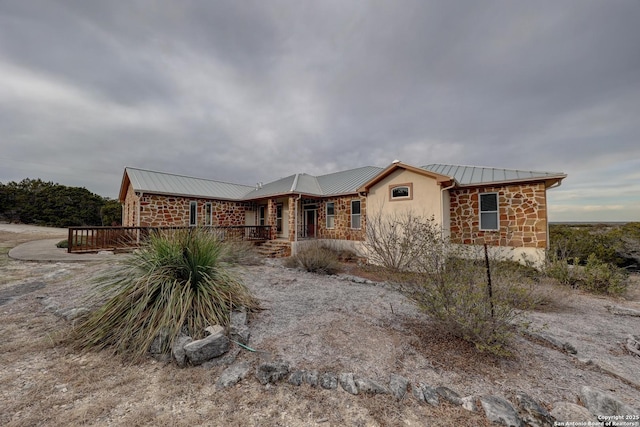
[455,174,567,189]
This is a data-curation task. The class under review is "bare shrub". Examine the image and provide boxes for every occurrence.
[287,241,342,275]
[221,240,262,265]
[366,210,534,356]
[364,209,440,271]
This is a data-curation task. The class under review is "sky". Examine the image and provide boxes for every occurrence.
[0,1,638,222]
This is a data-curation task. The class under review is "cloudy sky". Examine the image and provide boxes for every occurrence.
[1,1,638,222]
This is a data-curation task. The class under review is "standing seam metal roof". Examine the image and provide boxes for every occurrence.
[421,164,566,186]
[125,167,255,200]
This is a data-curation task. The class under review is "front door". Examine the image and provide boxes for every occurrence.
[305,209,316,238]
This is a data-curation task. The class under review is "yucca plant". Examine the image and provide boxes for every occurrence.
[69,228,259,362]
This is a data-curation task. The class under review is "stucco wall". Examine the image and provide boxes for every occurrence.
[449,182,548,249]
[366,169,444,223]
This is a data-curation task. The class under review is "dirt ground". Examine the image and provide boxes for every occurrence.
[1,224,639,426]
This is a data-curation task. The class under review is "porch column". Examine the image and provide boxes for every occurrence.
[288,197,296,242]
[267,198,277,240]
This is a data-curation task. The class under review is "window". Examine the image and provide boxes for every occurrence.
[351,200,361,229]
[205,202,212,226]
[276,204,283,232]
[479,193,499,230]
[326,202,335,229]
[389,183,413,201]
[189,201,197,226]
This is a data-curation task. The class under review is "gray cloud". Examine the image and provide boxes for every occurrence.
[0,0,638,221]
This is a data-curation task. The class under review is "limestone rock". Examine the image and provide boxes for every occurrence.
[388,374,409,400]
[462,396,481,413]
[183,331,229,365]
[216,361,251,389]
[550,402,597,423]
[255,360,290,385]
[354,377,389,395]
[230,310,251,345]
[339,373,358,395]
[412,383,439,406]
[479,395,523,427]
[204,325,224,336]
[320,372,338,390]
[515,392,554,427]
[303,370,319,387]
[436,386,462,406]
[172,334,193,368]
[579,386,636,417]
[288,371,304,386]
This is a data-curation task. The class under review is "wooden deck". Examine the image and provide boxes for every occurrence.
[66,225,272,253]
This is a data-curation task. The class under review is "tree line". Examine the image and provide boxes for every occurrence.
[0,178,121,227]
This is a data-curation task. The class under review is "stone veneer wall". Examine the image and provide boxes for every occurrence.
[137,194,250,227]
[123,182,138,226]
[316,196,366,241]
[449,183,548,248]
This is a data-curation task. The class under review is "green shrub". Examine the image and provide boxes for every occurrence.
[56,239,68,249]
[544,254,628,296]
[287,241,342,275]
[581,254,628,295]
[68,228,260,362]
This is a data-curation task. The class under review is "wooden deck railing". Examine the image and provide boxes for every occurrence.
[67,225,272,253]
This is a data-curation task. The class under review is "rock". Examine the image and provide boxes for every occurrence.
[216,361,251,389]
[320,372,338,390]
[230,325,251,346]
[515,392,554,427]
[200,347,240,368]
[255,360,290,385]
[461,396,481,413]
[605,305,640,317]
[579,386,636,417]
[172,334,193,368]
[183,331,229,365]
[388,374,409,400]
[626,334,640,357]
[412,383,439,406]
[149,329,170,355]
[204,325,224,336]
[303,370,319,387]
[339,373,358,395]
[354,377,389,395]
[479,395,523,427]
[230,310,248,327]
[288,371,304,386]
[550,402,597,423]
[563,342,577,355]
[436,386,462,406]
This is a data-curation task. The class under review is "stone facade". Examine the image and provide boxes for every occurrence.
[316,196,366,241]
[125,192,250,227]
[449,183,548,249]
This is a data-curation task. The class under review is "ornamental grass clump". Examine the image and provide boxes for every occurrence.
[69,228,259,362]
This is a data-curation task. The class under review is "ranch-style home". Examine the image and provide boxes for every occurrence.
[118,161,566,266]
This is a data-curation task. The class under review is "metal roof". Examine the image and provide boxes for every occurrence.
[125,167,255,200]
[317,166,384,195]
[421,164,566,186]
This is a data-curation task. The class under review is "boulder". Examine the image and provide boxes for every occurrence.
[515,393,554,427]
[230,310,251,345]
[550,402,597,423]
[479,395,523,427]
[255,360,290,385]
[354,377,389,395]
[216,361,251,389]
[579,386,636,417]
[183,331,229,365]
[388,374,409,400]
[339,373,358,395]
